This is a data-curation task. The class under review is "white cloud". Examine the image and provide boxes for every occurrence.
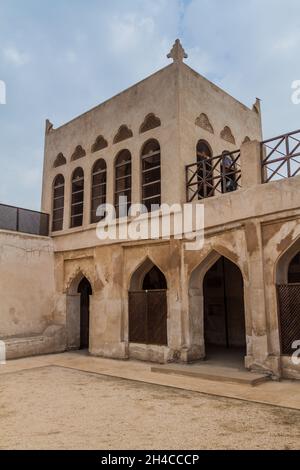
[3,46,30,66]
[65,51,78,64]
[182,0,300,137]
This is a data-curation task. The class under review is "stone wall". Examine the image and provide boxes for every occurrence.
[0,230,66,358]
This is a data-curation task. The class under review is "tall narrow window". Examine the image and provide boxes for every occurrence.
[115,150,132,218]
[197,140,213,199]
[71,168,84,228]
[141,139,161,212]
[52,174,65,232]
[91,159,107,223]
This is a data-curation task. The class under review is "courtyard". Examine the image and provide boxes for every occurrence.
[0,353,299,450]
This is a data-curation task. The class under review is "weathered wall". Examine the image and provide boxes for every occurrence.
[0,230,66,358]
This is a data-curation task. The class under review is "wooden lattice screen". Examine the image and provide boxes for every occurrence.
[277,284,300,355]
[186,150,241,202]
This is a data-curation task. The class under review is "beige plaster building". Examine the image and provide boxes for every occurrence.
[1,40,300,380]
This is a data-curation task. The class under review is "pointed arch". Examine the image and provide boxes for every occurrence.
[276,235,300,284]
[71,145,86,161]
[129,257,167,292]
[188,249,246,361]
[129,257,168,346]
[53,153,66,168]
[195,113,214,134]
[220,126,236,145]
[91,135,108,153]
[113,125,133,144]
[140,113,161,134]
[65,270,93,351]
[275,235,300,355]
[65,267,94,295]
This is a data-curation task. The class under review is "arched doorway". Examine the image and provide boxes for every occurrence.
[66,274,93,351]
[277,252,300,355]
[203,256,246,361]
[77,277,92,349]
[129,261,168,346]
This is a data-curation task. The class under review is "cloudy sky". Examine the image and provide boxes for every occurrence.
[0,0,300,209]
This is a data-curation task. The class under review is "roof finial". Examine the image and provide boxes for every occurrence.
[167,39,188,64]
[252,98,261,114]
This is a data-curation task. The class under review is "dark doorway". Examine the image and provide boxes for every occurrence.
[203,257,246,359]
[129,265,168,346]
[77,277,92,349]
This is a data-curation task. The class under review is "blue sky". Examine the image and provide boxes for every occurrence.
[0,0,300,209]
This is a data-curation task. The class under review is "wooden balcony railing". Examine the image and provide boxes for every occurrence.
[186,150,241,202]
[261,129,300,183]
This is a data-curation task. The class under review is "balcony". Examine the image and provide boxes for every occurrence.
[0,203,49,237]
[261,129,300,183]
[186,150,241,203]
[186,129,300,202]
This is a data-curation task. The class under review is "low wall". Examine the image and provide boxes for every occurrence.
[0,230,66,358]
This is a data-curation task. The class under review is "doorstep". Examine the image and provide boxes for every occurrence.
[151,363,270,387]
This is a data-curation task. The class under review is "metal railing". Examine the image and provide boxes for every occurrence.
[186,150,241,202]
[0,203,49,236]
[261,129,300,183]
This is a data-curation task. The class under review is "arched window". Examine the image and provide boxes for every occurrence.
[114,150,132,218]
[141,139,161,212]
[71,168,84,228]
[197,140,213,199]
[91,159,107,223]
[52,174,65,232]
[221,152,237,193]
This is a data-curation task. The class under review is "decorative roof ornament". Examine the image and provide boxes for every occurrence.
[167,39,188,64]
[45,119,53,134]
[252,97,261,114]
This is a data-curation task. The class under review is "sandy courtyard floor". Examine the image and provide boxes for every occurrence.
[0,365,299,450]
